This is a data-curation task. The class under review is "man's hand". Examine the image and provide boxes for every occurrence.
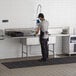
[34,34,36,36]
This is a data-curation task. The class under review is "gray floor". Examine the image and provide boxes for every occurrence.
[0,57,76,76]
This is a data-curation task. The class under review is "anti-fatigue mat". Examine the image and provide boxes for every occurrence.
[2,56,76,69]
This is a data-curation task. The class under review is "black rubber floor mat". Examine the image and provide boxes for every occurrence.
[2,56,76,69]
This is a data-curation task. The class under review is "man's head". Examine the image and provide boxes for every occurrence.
[38,13,44,21]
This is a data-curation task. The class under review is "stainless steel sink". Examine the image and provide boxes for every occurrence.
[5,28,36,37]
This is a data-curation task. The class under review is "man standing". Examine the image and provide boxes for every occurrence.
[35,13,49,62]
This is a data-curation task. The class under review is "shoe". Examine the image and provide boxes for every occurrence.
[38,58,48,62]
[38,58,44,62]
[43,59,49,62]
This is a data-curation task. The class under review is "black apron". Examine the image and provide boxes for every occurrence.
[39,31,49,60]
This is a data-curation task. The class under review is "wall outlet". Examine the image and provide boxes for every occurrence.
[2,20,8,23]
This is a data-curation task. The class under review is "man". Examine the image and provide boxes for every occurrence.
[35,13,49,62]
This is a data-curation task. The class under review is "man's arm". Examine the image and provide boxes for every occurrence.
[35,26,40,35]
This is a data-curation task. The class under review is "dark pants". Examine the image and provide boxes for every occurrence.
[40,33,49,60]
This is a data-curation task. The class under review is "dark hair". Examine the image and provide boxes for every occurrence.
[38,13,44,18]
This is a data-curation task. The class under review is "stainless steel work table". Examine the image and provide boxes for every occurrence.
[3,34,70,60]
